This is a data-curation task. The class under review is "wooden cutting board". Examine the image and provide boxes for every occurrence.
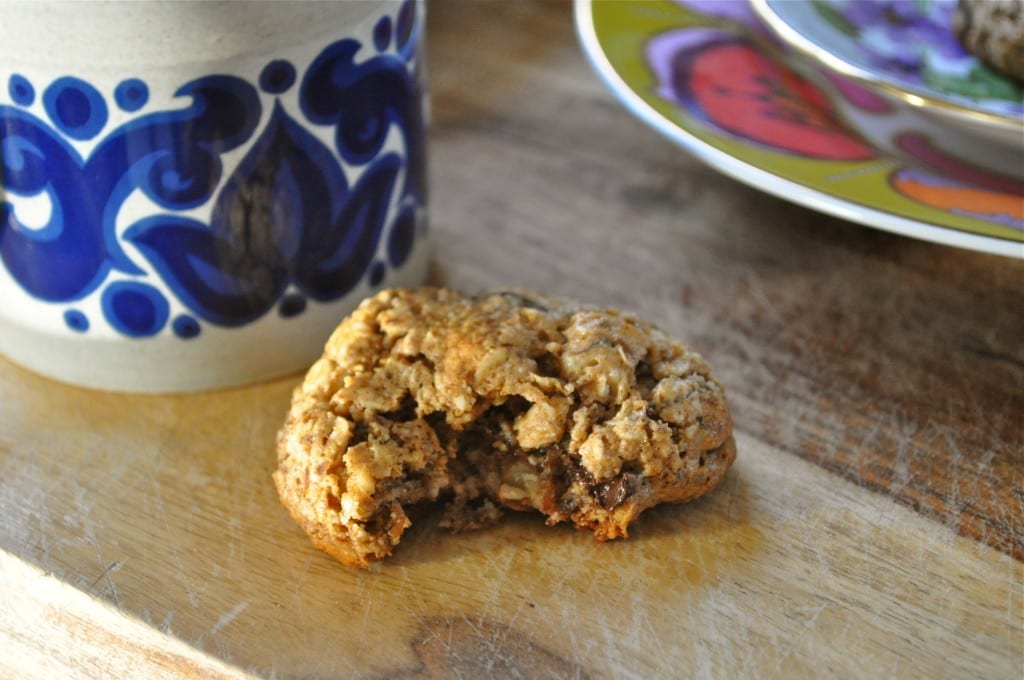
[2,358,1021,678]
[1,364,1019,678]
[1,2,1020,677]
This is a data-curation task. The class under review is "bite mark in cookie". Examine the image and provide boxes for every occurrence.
[273,288,736,567]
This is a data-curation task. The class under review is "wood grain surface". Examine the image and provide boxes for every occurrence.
[1,1,1021,677]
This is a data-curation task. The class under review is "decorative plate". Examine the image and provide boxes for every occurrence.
[749,0,1024,146]
[574,0,1023,257]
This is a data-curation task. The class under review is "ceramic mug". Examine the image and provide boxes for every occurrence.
[0,0,429,392]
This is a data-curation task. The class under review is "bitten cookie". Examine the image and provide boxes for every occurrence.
[273,288,736,567]
[953,0,1024,82]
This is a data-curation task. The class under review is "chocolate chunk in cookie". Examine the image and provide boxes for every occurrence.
[954,0,1024,82]
[273,288,736,567]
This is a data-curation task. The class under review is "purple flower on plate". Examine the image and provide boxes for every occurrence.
[811,0,1022,105]
[821,0,971,77]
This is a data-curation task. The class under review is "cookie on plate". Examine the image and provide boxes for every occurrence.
[953,0,1024,82]
[273,288,736,567]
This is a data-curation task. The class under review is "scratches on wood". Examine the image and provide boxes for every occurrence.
[0,552,251,679]
[695,226,1024,559]
[88,559,124,592]
[389,615,589,680]
[958,334,1024,372]
[210,601,250,636]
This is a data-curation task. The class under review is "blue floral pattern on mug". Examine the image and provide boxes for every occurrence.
[0,0,426,339]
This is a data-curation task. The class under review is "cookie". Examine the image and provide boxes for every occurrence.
[273,288,736,567]
[953,0,1024,82]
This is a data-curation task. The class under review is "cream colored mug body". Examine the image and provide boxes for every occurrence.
[0,0,429,392]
